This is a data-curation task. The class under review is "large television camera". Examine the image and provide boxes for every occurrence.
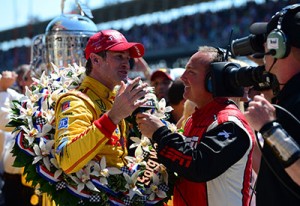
[209,32,276,97]
[230,34,265,57]
[210,62,273,97]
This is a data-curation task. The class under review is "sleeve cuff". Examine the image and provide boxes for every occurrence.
[259,121,278,136]
[94,113,117,137]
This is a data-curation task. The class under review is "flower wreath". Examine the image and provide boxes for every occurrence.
[8,64,177,206]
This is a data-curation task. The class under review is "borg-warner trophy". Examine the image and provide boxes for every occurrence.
[30,1,97,75]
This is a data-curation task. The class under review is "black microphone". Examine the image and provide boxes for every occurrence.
[252,50,276,58]
[265,50,276,56]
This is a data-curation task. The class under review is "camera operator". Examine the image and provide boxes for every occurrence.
[241,4,300,205]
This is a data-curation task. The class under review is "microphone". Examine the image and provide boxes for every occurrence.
[252,50,276,59]
[265,50,276,56]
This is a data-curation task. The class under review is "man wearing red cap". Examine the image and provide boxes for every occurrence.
[150,68,173,101]
[54,30,148,173]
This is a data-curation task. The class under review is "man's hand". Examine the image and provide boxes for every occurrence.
[108,77,148,124]
[244,94,276,131]
[0,71,17,91]
[136,112,165,139]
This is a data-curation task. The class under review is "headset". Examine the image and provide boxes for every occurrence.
[205,47,228,93]
[266,4,300,59]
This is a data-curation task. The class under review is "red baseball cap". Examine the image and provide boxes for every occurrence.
[84,29,145,59]
[150,68,172,81]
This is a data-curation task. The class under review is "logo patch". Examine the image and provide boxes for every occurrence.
[267,38,279,49]
[58,117,69,129]
[62,101,70,111]
[185,136,199,149]
[218,130,231,139]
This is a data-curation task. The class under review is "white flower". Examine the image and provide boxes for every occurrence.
[125,145,146,170]
[147,173,167,201]
[129,136,151,152]
[20,124,39,145]
[123,170,143,199]
[23,86,44,104]
[50,63,85,88]
[158,164,169,185]
[50,157,63,179]
[153,98,173,119]
[69,164,99,193]
[17,98,38,120]
[40,100,55,124]
[32,72,49,88]
[90,157,122,185]
[32,138,54,171]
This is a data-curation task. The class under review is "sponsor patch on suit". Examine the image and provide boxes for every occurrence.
[58,117,69,129]
[62,101,70,111]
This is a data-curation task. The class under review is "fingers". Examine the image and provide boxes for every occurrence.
[118,81,126,94]
[125,77,142,92]
[131,83,148,100]
[136,113,149,124]
[248,95,274,111]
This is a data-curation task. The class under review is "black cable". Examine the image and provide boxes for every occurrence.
[273,104,300,126]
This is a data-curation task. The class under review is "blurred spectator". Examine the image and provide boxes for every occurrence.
[14,64,34,94]
[0,71,20,206]
[150,68,173,101]
[0,70,36,206]
[167,79,185,124]
[176,99,196,129]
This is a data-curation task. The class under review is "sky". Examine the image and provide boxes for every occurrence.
[0,0,266,33]
[0,0,267,51]
[0,0,127,32]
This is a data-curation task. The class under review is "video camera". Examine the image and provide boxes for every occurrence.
[210,62,272,97]
[209,32,276,97]
[230,34,265,57]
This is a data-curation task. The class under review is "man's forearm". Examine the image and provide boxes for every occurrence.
[260,121,300,167]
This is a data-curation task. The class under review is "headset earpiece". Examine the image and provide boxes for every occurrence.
[266,7,292,59]
[205,71,212,93]
[267,28,288,59]
[205,47,229,93]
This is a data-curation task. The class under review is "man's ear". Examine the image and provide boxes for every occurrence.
[90,53,100,64]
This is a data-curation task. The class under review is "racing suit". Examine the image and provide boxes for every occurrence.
[54,76,127,174]
[152,98,255,206]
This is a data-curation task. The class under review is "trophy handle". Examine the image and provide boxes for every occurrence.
[30,34,48,77]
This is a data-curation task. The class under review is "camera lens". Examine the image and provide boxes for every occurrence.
[229,65,267,87]
[231,34,265,57]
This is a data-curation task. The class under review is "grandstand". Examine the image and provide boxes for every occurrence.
[0,0,296,71]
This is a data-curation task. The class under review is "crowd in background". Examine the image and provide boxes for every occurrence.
[0,0,297,71]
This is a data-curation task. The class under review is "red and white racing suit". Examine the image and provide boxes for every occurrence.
[152,98,255,206]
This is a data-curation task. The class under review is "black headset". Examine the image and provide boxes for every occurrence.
[205,47,228,93]
[266,4,300,59]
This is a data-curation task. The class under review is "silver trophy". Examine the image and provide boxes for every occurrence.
[30,1,97,75]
